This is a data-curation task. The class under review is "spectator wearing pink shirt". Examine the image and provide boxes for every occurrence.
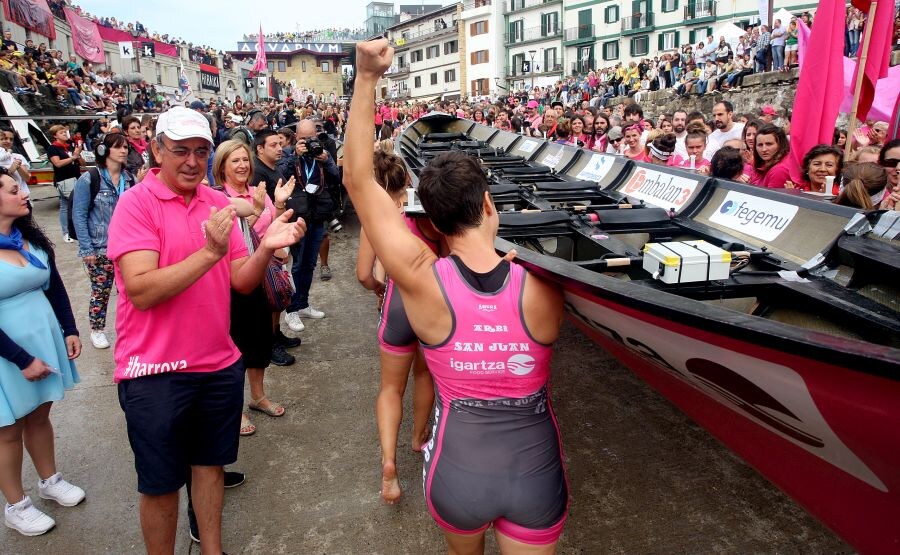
[106,107,305,555]
[669,132,712,170]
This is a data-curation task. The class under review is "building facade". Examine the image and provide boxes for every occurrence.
[366,2,397,37]
[460,0,505,98]
[561,0,822,73]
[386,4,463,102]
[504,0,566,90]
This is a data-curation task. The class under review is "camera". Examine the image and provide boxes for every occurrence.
[302,132,330,159]
[328,218,342,232]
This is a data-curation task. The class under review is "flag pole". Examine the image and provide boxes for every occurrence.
[845,1,878,159]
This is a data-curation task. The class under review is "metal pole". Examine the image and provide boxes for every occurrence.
[845,1,878,159]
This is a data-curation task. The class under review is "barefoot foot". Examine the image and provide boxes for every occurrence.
[381,459,402,504]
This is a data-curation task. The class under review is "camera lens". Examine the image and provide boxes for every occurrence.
[329,218,342,232]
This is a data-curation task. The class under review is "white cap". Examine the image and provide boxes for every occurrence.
[155,107,213,145]
[227,113,243,123]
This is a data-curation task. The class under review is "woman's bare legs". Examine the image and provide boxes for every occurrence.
[376,349,415,504]
[410,349,435,451]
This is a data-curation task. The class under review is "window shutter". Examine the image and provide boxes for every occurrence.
[471,52,476,65]
[470,22,475,35]
[484,21,488,33]
[658,33,664,50]
[689,30,695,44]
[675,31,680,46]
[485,50,489,63]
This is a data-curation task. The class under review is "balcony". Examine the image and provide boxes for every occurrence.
[504,25,562,45]
[564,24,595,45]
[386,64,410,79]
[684,1,717,23]
[462,0,491,10]
[621,12,654,35]
[506,0,562,14]
[396,19,459,47]
[505,63,563,78]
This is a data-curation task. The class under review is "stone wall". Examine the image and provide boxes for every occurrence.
[605,69,800,120]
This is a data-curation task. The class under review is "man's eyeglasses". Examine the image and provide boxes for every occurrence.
[158,141,210,160]
[879,158,900,168]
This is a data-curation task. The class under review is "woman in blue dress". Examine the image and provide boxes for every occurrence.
[0,167,85,536]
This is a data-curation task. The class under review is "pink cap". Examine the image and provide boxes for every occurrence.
[760,105,777,116]
[527,100,538,109]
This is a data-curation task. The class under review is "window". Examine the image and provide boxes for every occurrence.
[662,0,677,11]
[277,61,286,72]
[444,40,458,55]
[658,31,679,50]
[605,5,619,23]
[267,61,275,72]
[414,76,422,88]
[509,20,523,42]
[155,62,162,85]
[321,61,330,72]
[430,72,438,85]
[511,52,525,76]
[471,20,488,36]
[397,54,405,67]
[471,50,489,64]
[603,40,619,60]
[411,49,423,62]
[630,35,649,56]
[541,12,559,36]
[444,69,456,82]
[302,61,307,72]
[543,48,558,72]
[426,45,440,59]
[510,0,524,10]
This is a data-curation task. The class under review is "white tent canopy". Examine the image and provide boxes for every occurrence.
[711,22,746,53]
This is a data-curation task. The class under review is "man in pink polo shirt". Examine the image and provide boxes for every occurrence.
[106,107,305,555]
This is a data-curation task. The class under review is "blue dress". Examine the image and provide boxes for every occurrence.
[0,247,79,426]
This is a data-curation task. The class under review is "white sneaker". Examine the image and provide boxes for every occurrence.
[297,306,325,319]
[285,311,305,332]
[90,330,110,349]
[62,234,74,243]
[38,473,85,507]
[4,496,55,536]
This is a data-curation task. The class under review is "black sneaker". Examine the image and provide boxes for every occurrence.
[274,330,301,349]
[188,503,199,543]
[224,471,245,489]
[270,345,295,366]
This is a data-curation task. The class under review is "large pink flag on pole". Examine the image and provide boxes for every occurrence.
[788,0,845,183]
[251,24,267,76]
[63,7,105,63]
[850,0,894,122]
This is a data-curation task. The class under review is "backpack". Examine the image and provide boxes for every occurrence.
[66,168,133,240]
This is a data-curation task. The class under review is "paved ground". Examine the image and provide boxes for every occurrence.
[3,189,851,554]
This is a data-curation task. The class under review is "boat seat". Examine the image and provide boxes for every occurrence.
[490,183,521,196]
[532,180,600,192]
[499,165,552,175]
[499,210,571,229]
[423,132,468,142]
[590,208,671,230]
[419,142,454,150]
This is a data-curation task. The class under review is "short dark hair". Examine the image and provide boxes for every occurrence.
[879,139,900,166]
[418,152,489,237]
[710,146,744,180]
[752,124,791,171]
[121,115,140,130]
[623,104,643,118]
[715,100,734,113]
[253,129,278,156]
[687,111,705,123]
[801,144,842,183]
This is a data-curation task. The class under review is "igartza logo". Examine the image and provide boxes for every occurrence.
[477,304,497,312]
[507,354,536,376]
[709,191,799,242]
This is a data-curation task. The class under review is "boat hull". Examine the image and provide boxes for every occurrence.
[558,283,900,554]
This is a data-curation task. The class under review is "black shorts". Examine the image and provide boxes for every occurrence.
[118,359,245,495]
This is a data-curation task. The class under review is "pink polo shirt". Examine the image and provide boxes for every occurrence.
[222,182,276,236]
[107,168,249,382]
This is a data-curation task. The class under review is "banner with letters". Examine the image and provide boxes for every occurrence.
[199,63,220,92]
[63,7,104,63]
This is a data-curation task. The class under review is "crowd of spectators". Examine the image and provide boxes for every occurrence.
[244,28,368,43]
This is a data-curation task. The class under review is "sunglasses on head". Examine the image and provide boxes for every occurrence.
[880,158,900,168]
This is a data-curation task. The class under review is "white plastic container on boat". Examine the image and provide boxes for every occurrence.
[643,240,731,284]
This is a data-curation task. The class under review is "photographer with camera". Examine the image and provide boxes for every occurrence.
[278,119,340,332]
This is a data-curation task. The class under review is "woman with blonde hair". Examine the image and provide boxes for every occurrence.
[834,162,888,209]
[212,139,296,433]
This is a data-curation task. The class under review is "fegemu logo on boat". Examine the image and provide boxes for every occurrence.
[709,191,799,242]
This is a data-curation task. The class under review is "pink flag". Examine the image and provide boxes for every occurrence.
[788,0,845,183]
[251,24,267,76]
[63,7,105,63]
[850,0,895,122]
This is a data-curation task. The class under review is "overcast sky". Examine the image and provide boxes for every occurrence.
[76,1,452,52]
